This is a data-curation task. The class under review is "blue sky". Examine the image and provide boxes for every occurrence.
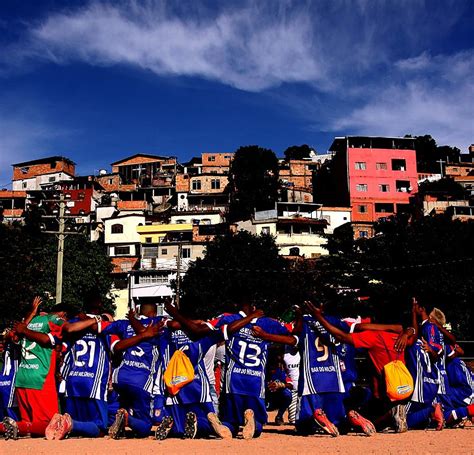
[0,0,473,185]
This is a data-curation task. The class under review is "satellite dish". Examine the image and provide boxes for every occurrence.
[153,202,172,213]
[99,169,107,175]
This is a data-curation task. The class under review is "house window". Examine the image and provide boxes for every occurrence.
[396,180,411,192]
[208,156,216,162]
[108,178,113,185]
[376,162,387,170]
[115,246,130,255]
[50,162,57,169]
[22,182,27,189]
[175,219,186,224]
[211,179,221,190]
[161,248,167,255]
[375,203,394,213]
[182,248,191,259]
[142,246,158,258]
[358,205,368,213]
[145,237,152,243]
[111,224,124,234]
[261,226,271,235]
[355,162,366,170]
[356,184,368,192]
[392,159,406,171]
[192,180,201,190]
[224,155,232,160]
[20,167,29,174]
[359,230,368,238]
[289,247,300,256]
[379,184,390,192]
[48,176,56,182]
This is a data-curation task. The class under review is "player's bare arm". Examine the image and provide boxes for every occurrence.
[251,326,297,346]
[113,321,162,353]
[13,320,52,347]
[306,301,353,345]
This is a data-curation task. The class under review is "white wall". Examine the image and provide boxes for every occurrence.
[12,173,73,191]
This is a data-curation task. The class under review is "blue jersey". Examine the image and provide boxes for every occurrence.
[216,312,290,399]
[420,320,446,394]
[159,329,222,405]
[0,342,20,409]
[61,318,112,402]
[298,315,345,396]
[446,346,474,403]
[102,317,162,394]
[406,340,440,404]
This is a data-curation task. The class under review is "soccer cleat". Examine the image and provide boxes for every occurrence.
[207,412,232,439]
[183,412,198,439]
[45,413,63,440]
[242,409,256,440]
[108,408,128,440]
[55,413,73,440]
[275,415,284,426]
[391,404,408,433]
[431,403,444,431]
[3,417,18,441]
[313,409,339,437]
[347,410,376,436]
[155,416,174,440]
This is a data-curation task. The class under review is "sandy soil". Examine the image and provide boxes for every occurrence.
[1,416,472,455]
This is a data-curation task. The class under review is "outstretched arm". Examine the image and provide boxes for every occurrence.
[13,321,52,347]
[305,302,353,345]
[113,321,162,353]
[164,301,210,337]
[352,323,404,334]
[62,317,99,336]
[226,309,264,337]
[252,326,297,346]
[23,296,42,325]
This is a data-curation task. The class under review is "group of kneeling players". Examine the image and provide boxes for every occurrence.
[0,293,473,441]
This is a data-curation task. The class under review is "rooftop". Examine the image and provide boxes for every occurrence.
[12,156,76,167]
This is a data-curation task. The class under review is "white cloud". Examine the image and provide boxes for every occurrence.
[329,51,474,150]
[24,1,324,92]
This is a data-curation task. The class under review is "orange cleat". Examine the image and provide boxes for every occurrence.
[55,413,73,440]
[347,410,376,436]
[431,403,444,431]
[313,408,339,437]
[45,413,63,440]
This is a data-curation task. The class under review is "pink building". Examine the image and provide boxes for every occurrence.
[319,136,418,238]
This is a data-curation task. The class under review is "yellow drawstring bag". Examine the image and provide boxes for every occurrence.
[163,349,194,395]
[384,360,414,401]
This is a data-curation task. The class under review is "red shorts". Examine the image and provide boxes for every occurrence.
[15,356,59,436]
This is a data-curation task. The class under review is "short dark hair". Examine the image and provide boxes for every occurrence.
[50,303,75,318]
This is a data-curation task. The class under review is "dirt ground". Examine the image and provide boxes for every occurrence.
[1,415,472,455]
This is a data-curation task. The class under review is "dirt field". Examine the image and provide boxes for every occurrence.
[1,418,472,455]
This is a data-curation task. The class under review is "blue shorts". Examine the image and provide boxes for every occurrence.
[152,394,166,425]
[113,384,153,426]
[64,397,108,432]
[220,393,267,426]
[163,401,214,437]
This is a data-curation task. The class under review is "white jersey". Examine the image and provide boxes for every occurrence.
[284,349,301,390]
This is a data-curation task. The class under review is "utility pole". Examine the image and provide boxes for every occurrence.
[175,242,182,309]
[42,188,81,304]
[55,192,66,304]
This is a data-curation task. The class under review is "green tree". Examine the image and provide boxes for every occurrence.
[179,231,290,319]
[406,134,461,173]
[284,144,313,161]
[314,215,474,338]
[0,217,114,327]
[228,145,280,221]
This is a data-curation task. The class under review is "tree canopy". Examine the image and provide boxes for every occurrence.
[283,144,313,161]
[228,145,280,221]
[406,134,461,173]
[0,217,114,327]
[179,215,473,339]
[178,230,291,319]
